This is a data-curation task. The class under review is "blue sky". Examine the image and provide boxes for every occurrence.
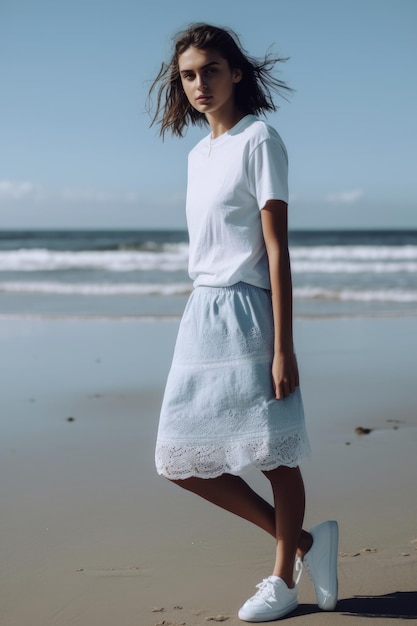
[1,0,416,230]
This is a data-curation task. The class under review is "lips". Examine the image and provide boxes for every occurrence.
[196,95,212,102]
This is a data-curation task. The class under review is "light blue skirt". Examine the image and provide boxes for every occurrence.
[155,283,310,479]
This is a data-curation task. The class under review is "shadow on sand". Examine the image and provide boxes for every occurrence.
[294,591,417,620]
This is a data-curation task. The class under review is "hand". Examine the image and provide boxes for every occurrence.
[272,351,300,400]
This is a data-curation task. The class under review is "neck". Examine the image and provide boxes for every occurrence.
[206,109,245,139]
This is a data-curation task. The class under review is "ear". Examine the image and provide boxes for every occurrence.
[232,68,243,83]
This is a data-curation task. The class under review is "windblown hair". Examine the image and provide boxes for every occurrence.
[147,23,293,138]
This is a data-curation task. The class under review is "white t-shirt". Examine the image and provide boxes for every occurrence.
[186,114,289,290]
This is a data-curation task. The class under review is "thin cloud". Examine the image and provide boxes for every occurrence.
[0,180,142,206]
[0,180,45,200]
[289,189,365,206]
[324,189,364,204]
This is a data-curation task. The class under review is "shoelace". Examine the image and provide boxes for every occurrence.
[295,556,303,584]
[297,553,315,581]
[253,578,279,601]
[253,561,303,602]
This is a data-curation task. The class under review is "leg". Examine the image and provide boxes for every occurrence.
[170,473,276,536]
[262,465,309,587]
[237,466,309,621]
[170,473,312,556]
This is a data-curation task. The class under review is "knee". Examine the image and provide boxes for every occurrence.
[263,465,301,482]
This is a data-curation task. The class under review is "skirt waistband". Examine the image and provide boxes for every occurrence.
[194,282,270,296]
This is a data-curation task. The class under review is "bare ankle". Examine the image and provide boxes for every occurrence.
[297,530,313,560]
[272,571,295,589]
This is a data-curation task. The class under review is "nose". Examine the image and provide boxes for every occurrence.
[196,73,207,91]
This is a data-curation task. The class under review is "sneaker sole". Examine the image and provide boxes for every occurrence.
[316,520,339,611]
[238,599,298,622]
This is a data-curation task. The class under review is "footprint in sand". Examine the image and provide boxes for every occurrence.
[77,566,142,577]
[339,547,377,557]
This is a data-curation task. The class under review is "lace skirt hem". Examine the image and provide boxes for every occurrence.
[155,431,311,480]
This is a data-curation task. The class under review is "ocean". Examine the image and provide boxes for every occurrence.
[0,229,416,320]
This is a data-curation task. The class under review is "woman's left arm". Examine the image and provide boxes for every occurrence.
[261,199,299,400]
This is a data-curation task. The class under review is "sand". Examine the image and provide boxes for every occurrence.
[1,316,416,625]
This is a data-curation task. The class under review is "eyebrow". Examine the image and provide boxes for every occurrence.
[179,61,220,75]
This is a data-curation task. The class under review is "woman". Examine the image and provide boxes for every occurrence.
[149,23,338,622]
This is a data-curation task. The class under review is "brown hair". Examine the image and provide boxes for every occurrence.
[148,23,292,138]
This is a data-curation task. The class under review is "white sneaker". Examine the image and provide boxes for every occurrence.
[301,520,339,610]
[238,576,298,622]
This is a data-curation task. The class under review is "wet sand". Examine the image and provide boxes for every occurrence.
[1,316,416,625]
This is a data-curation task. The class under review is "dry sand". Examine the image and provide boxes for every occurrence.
[1,316,416,625]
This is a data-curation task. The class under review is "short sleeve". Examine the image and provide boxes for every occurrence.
[248,134,289,209]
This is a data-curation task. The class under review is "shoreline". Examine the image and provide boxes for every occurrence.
[0,308,417,322]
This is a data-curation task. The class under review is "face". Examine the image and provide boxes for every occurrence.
[178,47,242,119]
